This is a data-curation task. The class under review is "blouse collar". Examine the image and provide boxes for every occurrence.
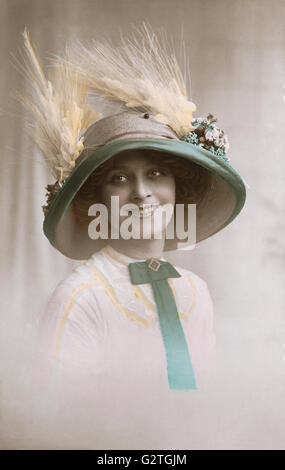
[101,245,166,266]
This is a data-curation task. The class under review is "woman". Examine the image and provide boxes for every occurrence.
[41,146,215,390]
[20,28,246,444]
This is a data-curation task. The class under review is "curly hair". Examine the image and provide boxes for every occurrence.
[72,150,212,228]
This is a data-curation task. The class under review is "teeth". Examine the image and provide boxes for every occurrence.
[133,204,159,218]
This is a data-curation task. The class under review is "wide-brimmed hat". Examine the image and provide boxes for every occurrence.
[20,27,246,259]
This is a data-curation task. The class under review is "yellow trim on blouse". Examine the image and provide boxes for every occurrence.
[83,260,155,329]
[56,247,196,356]
[56,278,99,356]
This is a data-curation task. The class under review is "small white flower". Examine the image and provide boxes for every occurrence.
[205,130,214,141]
[224,138,230,153]
[212,127,220,139]
[214,137,223,147]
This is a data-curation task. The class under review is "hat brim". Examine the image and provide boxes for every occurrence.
[43,138,246,259]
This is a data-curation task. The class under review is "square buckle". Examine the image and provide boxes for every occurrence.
[148,259,161,272]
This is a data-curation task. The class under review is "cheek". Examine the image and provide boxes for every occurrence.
[156,179,176,203]
[100,185,130,208]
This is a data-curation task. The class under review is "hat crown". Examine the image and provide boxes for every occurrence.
[78,111,179,164]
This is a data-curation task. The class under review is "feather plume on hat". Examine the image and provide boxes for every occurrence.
[18,29,99,182]
[18,26,196,183]
[62,25,196,138]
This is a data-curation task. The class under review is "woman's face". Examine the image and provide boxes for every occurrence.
[98,150,176,240]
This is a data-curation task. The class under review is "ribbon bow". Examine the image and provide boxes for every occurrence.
[128,259,197,390]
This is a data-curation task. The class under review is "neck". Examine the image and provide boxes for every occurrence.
[108,238,165,260]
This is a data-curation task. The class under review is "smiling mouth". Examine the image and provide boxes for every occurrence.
[132,204,160,218]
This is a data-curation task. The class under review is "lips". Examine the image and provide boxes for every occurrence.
[132,203,160,218]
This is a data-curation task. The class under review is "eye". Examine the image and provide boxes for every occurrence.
[110,173,128,183]
[148,168,165,177]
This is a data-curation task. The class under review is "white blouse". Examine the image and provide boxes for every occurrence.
[38,245,215,385]
[32,245,217,447]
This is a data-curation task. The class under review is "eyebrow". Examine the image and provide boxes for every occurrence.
[108,165,131,171]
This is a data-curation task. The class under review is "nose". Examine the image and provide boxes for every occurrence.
[131,176,152,203]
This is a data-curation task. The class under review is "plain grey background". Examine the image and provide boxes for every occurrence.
[1,0,285,449]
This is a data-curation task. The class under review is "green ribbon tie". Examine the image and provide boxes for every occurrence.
[128,259,197,390]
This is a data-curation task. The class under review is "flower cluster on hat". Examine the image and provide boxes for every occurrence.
[181,114,230,162]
